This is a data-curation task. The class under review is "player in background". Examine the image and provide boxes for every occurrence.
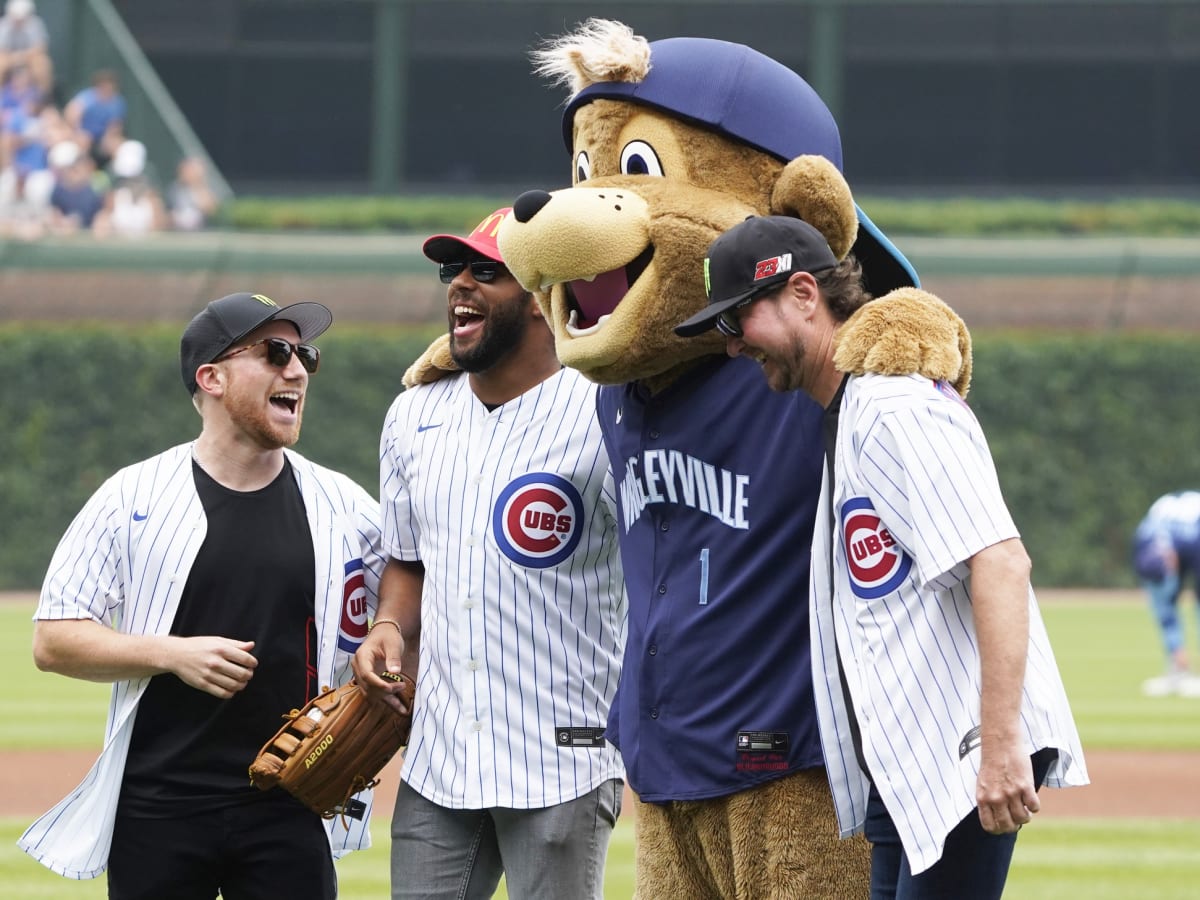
[1132,490,1200,697]
[21,292,386,897]
[677,215,1088,899]
[352,209,626,900]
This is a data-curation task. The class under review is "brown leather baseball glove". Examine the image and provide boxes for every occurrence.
[248,674,415,822]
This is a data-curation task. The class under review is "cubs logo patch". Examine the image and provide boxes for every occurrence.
[492,473,585,569]
[337,558,369,652]
[841,497,912,599]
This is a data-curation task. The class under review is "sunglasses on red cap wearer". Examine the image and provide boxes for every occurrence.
[424,208,513,283]
[437,259,506,284]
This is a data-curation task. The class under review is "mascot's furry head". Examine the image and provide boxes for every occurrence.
[538,20,917,296]
[406,18,970,398]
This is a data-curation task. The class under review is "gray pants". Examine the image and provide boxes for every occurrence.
[389,778,623,900]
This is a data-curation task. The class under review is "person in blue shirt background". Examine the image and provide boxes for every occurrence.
[1132,490,1200,697]
[64,68,126,168]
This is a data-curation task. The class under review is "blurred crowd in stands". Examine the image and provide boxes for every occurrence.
[0,0,220,239]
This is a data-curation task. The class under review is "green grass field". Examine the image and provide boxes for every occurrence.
[4,816,1199,900]
[1040,596,1200,750]
[3,593,1199,898]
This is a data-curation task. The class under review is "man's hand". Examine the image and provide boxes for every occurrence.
[166,636,257,699]
[352,624,412,715]
[976,738,1038,834]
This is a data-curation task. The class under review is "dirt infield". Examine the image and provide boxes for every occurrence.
[5,746,1198,820]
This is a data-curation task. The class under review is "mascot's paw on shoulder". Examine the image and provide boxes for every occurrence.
[836,287,972,399]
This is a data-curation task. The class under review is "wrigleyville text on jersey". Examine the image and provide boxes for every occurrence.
[618,449,750,532]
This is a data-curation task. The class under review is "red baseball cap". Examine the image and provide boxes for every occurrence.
[422,207,513,264]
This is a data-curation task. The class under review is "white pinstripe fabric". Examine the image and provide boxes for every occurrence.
[19,442,386,879]
[811,374,1088,875]
[380,368,626,809]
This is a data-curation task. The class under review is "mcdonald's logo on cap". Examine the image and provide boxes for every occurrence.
[422,207,513,264]
[472,210,509,240]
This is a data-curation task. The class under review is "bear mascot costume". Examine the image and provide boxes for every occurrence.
[406,18,971,898]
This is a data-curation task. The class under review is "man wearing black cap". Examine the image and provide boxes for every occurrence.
[22,292,388,898]
[680,216,1088,899]
[353,210,626,900]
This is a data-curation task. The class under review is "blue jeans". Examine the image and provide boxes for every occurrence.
[864,749,1057,900]
[389,778,622,900]
[1143,572,1185,657]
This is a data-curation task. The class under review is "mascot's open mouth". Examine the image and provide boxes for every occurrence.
[564,245,654,336]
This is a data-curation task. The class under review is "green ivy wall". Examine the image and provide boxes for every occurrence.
[2,325,1194,590]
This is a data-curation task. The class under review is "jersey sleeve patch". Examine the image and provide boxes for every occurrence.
[841,496,913,599]
[336,558,369,652]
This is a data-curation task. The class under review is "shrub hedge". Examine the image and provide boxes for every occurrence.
[224,194,1200,237]
[2,325,1195,590]
[0,324,439,591]
[224,194,514,236]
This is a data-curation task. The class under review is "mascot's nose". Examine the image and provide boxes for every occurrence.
[513,189,552,224]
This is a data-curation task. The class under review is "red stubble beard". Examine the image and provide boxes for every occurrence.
[222,372,304,449]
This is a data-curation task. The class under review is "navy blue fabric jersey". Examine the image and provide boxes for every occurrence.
[598,354,826,802]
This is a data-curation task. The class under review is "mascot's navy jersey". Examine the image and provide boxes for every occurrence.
[598,354,826,802]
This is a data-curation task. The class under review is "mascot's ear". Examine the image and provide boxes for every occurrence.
[402,333,460,389]
[833,288,973,400]
[770,155,858,261]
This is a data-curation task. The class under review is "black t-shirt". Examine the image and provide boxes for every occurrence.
[120,458,317,814]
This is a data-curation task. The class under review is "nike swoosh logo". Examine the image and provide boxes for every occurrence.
[417,423,443,433]
[615,407,622,424]
[132,511,148,521]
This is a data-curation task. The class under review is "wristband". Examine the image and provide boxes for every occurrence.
[369,618,403,636]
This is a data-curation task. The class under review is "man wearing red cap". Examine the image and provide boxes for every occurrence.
[354,209,627,899]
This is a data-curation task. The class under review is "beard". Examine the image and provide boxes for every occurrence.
[761,344,807,394]
[449,294,531,373]
[223,372,303,449]
[764,361,800,393]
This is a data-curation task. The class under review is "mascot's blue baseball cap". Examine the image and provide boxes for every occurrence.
[562,36,919,296]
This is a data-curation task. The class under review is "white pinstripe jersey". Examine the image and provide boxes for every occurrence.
[380,368,626,809]
[19,443,386,879]
[811,374,1088,875]
[1137,490,1200,545]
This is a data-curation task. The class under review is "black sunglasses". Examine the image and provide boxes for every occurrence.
[218,337,321,373]
[438,259,504,284]
[714,278,795,337]
[715,296,757,338]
